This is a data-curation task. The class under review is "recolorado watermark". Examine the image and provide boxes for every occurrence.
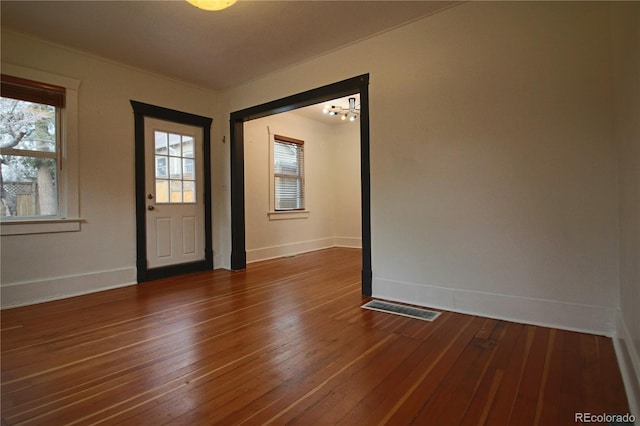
[575,412,636,424]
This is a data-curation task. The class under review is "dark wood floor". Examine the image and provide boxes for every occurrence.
[1,248,630,425]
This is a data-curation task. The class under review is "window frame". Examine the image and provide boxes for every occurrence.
[0,63,81,235]
[268,134,309,220]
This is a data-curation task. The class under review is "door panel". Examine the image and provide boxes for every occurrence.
[145,118,204,270]
[155,217,172,259]
[183,216,197,254]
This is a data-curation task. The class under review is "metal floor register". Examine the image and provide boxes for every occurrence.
[361,300,441,322]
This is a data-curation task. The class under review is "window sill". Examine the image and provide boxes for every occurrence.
[268,210,310,221]
[1,218,83,236]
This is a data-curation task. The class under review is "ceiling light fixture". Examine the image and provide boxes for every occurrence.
[322,97,360,122]
[186,0,237,11]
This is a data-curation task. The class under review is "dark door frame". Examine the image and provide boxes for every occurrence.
[131,100,214,283]
[229,74,372,295]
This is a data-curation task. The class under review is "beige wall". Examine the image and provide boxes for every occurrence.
[0,30,218,306]
[243,110,361,262]
[331,123,362,241]
[219,1,620,333]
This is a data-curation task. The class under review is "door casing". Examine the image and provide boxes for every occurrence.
[131,101,213,282]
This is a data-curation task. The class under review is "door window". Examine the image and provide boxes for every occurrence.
[154,131,196,204]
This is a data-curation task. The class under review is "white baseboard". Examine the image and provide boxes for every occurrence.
[246,238,334,263]
[614,310,640,417]
[0,241,359,307]
[373,276,617,336]
[246,237,361,264]
[1,267,137,309]
[213,253,226,270]
[333,237,362,249]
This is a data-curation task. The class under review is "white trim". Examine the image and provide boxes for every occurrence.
[268,210,310,220]
[213,253,225,270]
[246,238,362,263]
[1,218,82,235]
[1,62,81,234]
[247,238,335,263]
[0,267,137,309]
[613,310,640,418]
[1,63,81,90]
[373,276,617,336]
[247,237,362,263]
[333,236,362,248]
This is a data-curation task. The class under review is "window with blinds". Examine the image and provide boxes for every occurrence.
[273,135,304,211]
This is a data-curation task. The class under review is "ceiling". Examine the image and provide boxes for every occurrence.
[292,94,361,125]
[1,1,457,91]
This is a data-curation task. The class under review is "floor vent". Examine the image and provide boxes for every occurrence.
[361,300,441,322]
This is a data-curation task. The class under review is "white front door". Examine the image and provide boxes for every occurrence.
[145,118,205,269]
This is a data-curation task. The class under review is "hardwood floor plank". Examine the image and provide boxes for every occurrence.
[559,331,584,419]
[216,334,397,425]
[508,326,551,425]
[0,248,630,425]
[104,303,376,424]
[411,320,506,424]
[289,335,421,425]
[458,321,524,425]
[336,312,468,425]
[532,329,556,425]
[535,329,565,425]
[579,334,604,416]
[5,282,354,422]
[378,315,485,424]
[259,335,395,424]
[3,274,356,388]
[484,324,536,425]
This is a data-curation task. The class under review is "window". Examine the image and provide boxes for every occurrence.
[273,135,304,211]
[154,130,196,204]
[0,64,80,235]
[1,75,63,218]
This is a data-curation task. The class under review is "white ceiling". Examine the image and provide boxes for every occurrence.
[291,94,361,125]
[1,0,458,91]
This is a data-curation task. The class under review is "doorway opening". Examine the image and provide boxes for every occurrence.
[229,74,372,295]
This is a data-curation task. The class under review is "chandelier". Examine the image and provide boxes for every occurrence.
[186,0,237,11]
[322,97,360,122]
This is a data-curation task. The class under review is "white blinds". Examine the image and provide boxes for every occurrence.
[273,136,304,211]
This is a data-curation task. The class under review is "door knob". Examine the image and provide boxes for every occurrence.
[147,205,155,211]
